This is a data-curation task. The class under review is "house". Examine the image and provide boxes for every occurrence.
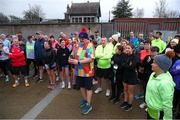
[64,1,101,23]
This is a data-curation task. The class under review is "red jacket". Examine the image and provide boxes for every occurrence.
[139,49,151,63]
[9,46,26,67]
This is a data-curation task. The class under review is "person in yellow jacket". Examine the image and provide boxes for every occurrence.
[151,32,166,53]
[145,51,175,120]
[94,37,114,97]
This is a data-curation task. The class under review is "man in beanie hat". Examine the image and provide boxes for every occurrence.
[145,51,175,119]
[69,27,95,114]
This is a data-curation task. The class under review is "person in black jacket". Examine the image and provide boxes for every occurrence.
[109,45,125,104]
[42,41,56,90]
[139,46,159,109]
[57,39,71,89]
[120,43,139,111]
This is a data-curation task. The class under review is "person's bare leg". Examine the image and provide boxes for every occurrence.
[96,77,102,88]
[47,69,52,83]
[128,85,135,104]
[39,66,43,79]
[106,78,111,90]
[86,89,93,104]
[80,88,87,100]
[123,83,128,102]
[60,68,64,82]
[65,67,71,83]
[51,70,56,84]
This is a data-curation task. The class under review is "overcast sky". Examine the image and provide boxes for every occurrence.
[0,0,179,21]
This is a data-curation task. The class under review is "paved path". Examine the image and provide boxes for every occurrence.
[0,75,146,119]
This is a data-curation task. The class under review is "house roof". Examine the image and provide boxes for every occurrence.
[68,2,101,17]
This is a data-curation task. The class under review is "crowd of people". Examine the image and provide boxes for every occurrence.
[0,28,180,118]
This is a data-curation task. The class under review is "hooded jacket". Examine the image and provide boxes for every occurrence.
[9,46,26,67]
[145,72,175,120]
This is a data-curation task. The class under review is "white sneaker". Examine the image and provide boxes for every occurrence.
[68,82,71,89]
[145,108,148,112]
[61,81,65,88]
[5,75,9,82]
[105,89,110,97]
[56,76,59,81]
[139,102,146,109]
[94,87,102,94]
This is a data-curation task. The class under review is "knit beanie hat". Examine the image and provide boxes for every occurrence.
[111,33,121,42]
[171,38,179,44]
[79,27,88,39]
[154,51,175,72]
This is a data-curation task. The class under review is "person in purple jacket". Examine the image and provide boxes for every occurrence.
[170,44,180,119]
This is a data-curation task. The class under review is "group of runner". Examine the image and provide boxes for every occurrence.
[0,29,179,118]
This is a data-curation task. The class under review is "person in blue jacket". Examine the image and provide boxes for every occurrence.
[171,44,180,119]
[34,31,46,82]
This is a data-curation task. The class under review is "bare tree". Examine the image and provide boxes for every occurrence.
[153,0,168,18]
[133,8,144,18]
[23,4,45,20]
[166,9,180,18]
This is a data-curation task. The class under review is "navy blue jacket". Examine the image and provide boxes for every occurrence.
[34,38,45,60]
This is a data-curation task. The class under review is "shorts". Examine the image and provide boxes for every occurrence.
[45,63,56,70]
[76,76,93,90]
[12,66,28,76]
[58,64,69,71]
[96,67,113,80]
[62,64,69,68]
[123,79,138,85]
[36,60,44,66]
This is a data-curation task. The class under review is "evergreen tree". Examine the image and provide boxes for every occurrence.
[112,0,133,18]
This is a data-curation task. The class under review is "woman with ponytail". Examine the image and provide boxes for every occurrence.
[145,51,175,120]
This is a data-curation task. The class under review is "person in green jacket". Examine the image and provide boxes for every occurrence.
[94,37,114,97]
[145,51,175,120]
[151,32,166,53]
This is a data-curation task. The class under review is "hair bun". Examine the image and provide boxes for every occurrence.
[166,50,175,58]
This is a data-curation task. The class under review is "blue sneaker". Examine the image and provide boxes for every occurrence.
[81,103,92,114]
[139,93,144,99]
[80,99,87,109]
[134,93,144,100]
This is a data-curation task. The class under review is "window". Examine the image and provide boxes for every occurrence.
[75,18,78,23]
[79,18,82,23]
[88,17,90,23]
[72,17,75,23]
[91,17,94,23]
[84,17,87,23]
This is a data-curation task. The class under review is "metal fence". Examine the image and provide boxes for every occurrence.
[112,18,180,37]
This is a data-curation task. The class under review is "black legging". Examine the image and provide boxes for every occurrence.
[26,59,38,76]
[173,88,180,115]
[0,59,11,75]
[111,71,123,99]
